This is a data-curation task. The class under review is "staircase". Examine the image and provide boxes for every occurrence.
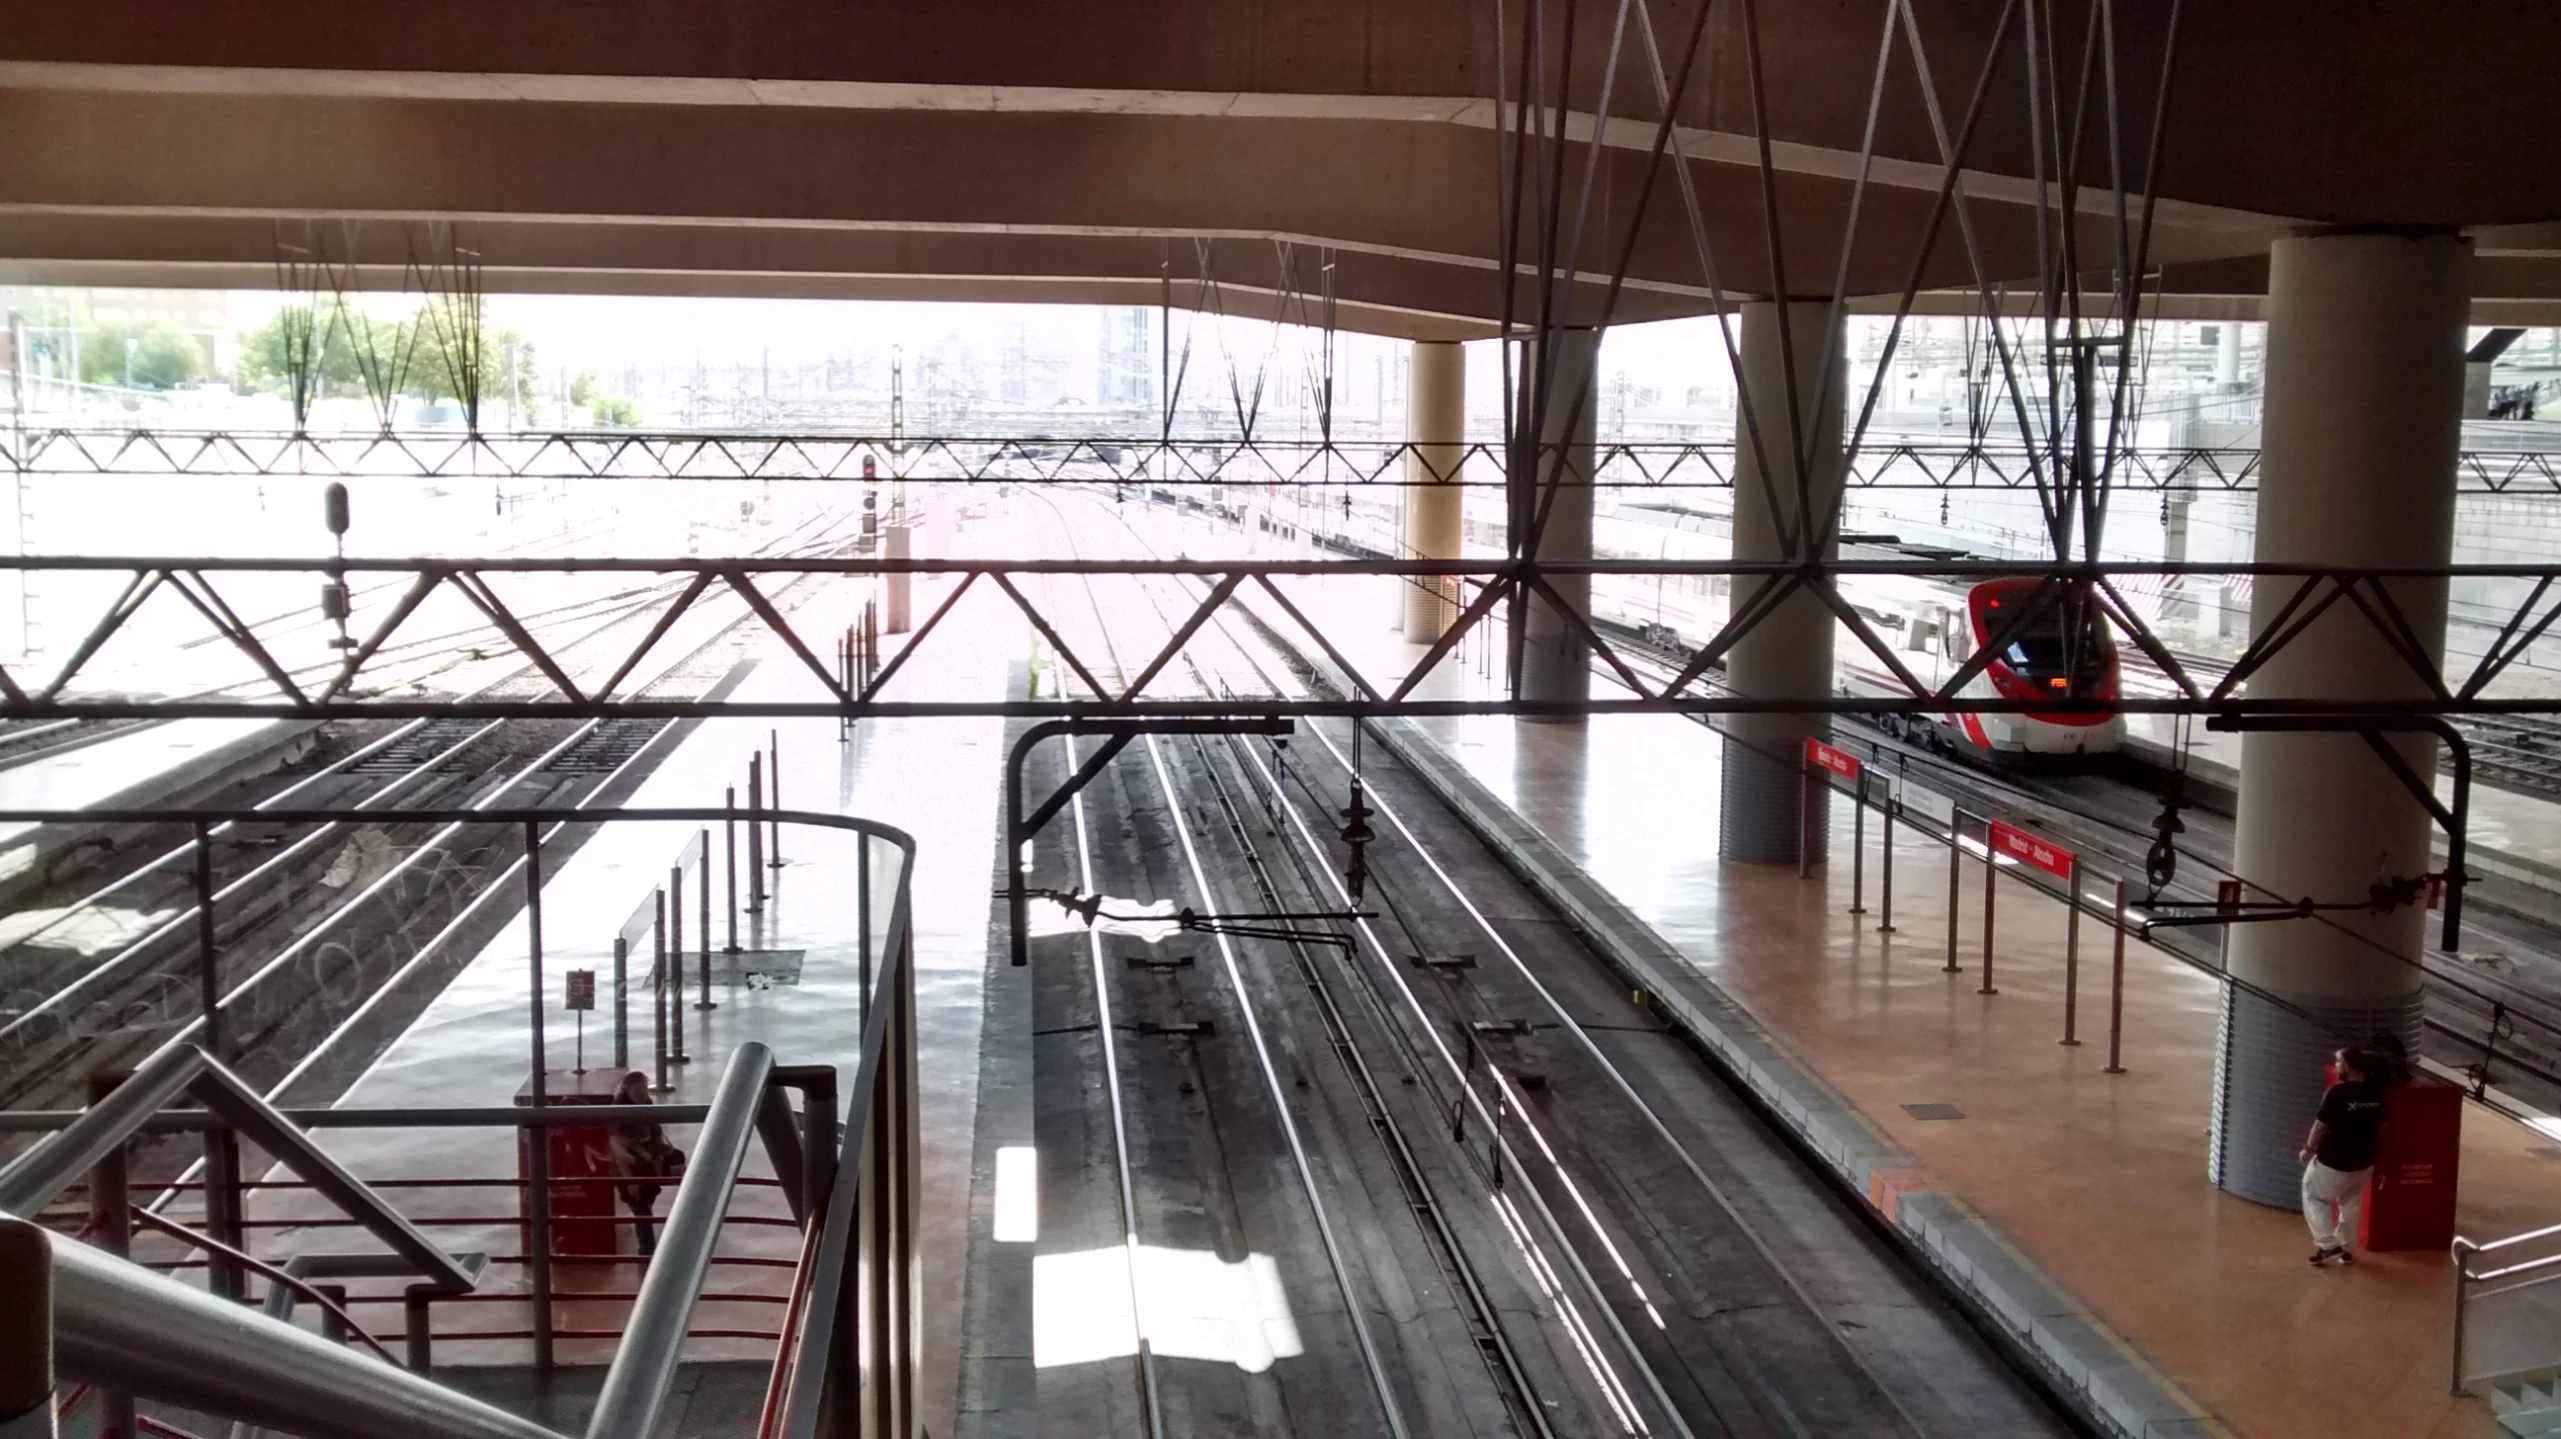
[2495,1369,2561,1436]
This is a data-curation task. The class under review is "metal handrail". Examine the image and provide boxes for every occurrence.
[2451,1221,2561,1393]
[5,802,920,1439]
[772,825,922,1439]
[2465,1218,2561,1255]
[40,1228,567,1439]
[121,1207,400,1367]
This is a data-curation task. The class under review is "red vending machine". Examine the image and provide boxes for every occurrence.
[2361,1078,2464,1252]
[516,1068,640,1259]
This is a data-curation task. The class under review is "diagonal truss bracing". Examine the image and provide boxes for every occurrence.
[5,552,2561,721]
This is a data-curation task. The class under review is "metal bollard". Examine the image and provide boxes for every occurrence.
[1877,791,1897,934]
[857,835,874,1029]
[2105,879,2129,1074]
[0,1215,53,1439]
[1849,771,1868,915]
[1944,810,1966,973]
[665,889,686,1064]
[698,831,716,1011]
[746,757,766,913]
[769,729,785,872]
[2061,865,2084,1045]
[724,788,740,955]
[652,890,672,1093]
[612,936,629,1069]
[1979,817,1999,995]
[669,865,685,1014]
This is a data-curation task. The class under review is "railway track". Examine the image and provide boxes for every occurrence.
[0,509,866,1143]
[1004,491,2068,1436]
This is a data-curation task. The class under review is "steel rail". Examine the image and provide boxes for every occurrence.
[1082,495,1675,1433]
[261,527,859,1103]
[1105,498,1907,1434]
[1186,726,1560,1439]
[30,508,860,1135]
[1229,733,1696,1437]
[1055,731,1167,1438]
[0,515,817,1042]
[1291,717,1935,1435]
[0,716,507,1058]
[1139,732,1418,1439]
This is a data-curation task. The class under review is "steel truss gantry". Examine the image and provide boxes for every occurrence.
[5,425,2559,495]
[2,551,2554,722]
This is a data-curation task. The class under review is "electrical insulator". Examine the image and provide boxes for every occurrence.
[2146,789,2185,895]
[1340,777,1375,903]
[323,482,351,538]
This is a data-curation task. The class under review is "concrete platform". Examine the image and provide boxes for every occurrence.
[1371,703,2559,1439]
[0,717,314,902]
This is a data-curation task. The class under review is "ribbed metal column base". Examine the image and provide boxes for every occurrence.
[1719,735,1828,867]
[2208,986,2424,1207]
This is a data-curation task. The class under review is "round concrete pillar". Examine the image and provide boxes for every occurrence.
[1403,340,1467,641]
[1516,328,1600,708]
[1720,302,1847,865]
[2212,231,2470,1206]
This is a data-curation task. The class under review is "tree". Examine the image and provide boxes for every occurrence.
[81,321,209,390]
[232,306,364,398]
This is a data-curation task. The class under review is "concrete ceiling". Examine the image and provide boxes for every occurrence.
[0,1,2555,336]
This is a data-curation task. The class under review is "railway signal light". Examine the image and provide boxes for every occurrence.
[321,481,354,651]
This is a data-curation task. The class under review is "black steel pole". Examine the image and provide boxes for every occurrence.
[525,819,553,1371]
[1849,771,1867,915]
[1979,821,1999,996]
[613,936,629,1070]
[2062,866,2083,1044]
[2106,879,2128,1074]
[698,832,715,1011]
[724,788,739,954]
[1945,811,1965,973]
[193,821,244,1301]
[1878,790,1897,933]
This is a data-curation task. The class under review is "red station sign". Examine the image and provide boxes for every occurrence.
[1986,819,2076,879]
[1803,737,1862,782]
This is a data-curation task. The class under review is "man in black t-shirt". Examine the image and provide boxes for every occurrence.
[2299,1046,2389,1266]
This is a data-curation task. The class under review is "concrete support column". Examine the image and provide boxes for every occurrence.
[1720,301,1847,865]
[1514,328,1600,707]
[1403,340,1467,641]
[2213,232,2469,1207]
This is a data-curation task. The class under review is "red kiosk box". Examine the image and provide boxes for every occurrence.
[2361,1077,2464,1252]
[515,1068,641,1259]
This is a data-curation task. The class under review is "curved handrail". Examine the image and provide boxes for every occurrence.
[772,825,921,1439]
[123,1207,399,1367]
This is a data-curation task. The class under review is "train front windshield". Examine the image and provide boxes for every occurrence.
[1976,585,2116,694]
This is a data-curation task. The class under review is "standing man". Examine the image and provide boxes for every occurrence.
[2300,1045,2388,1266]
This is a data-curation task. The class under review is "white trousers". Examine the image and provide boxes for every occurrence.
[2301,1160,2369,1249]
